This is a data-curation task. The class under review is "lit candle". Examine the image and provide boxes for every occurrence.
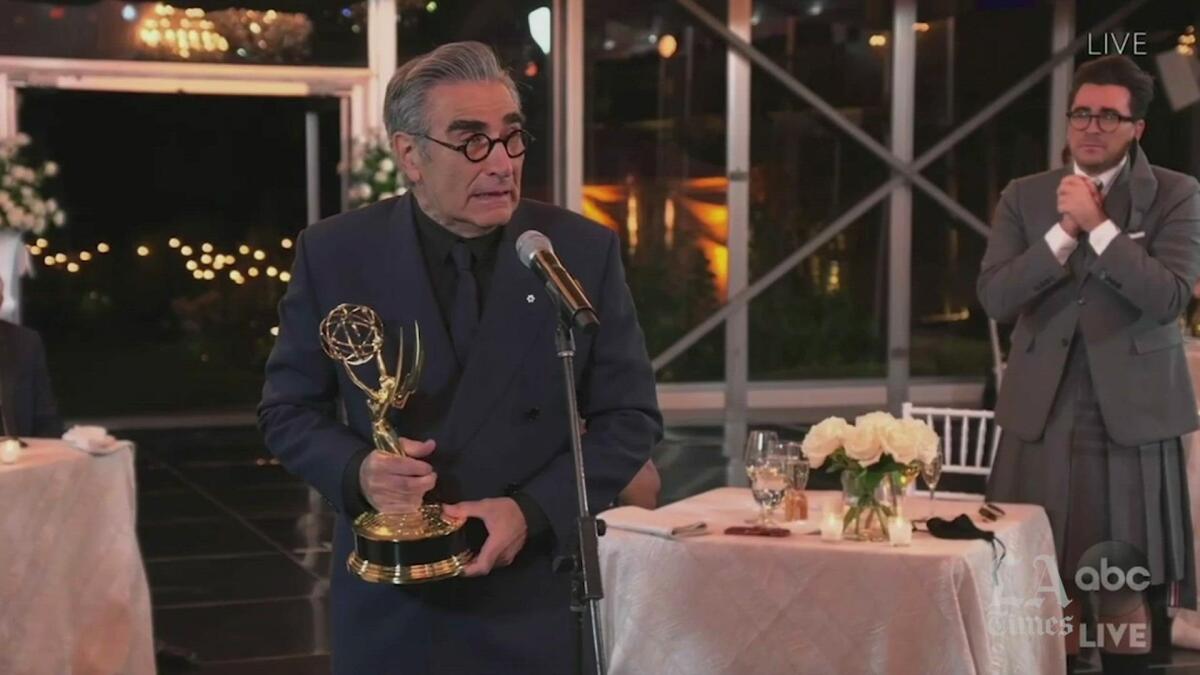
[820,510,843,542]
[888,516,912,547]
[1,439,20,464]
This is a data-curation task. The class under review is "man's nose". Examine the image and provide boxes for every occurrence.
[480,142,514,176]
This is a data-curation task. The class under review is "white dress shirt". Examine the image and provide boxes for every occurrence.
[1043,155,1128,265]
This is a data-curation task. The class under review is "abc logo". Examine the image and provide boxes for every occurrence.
[1074,556,1151,592]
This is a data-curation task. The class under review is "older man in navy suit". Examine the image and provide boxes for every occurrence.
[0,273,61,439]
[259,42,662,674]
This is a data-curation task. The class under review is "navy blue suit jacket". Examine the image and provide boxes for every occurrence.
[258,195,662,674]
[0,320,62,439]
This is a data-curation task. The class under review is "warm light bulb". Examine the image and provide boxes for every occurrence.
[657,34,678,59]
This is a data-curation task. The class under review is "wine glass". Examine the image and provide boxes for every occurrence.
[749,456,789,526]
[779,441,810,489]
[744,430,780,523]
[921,445,944,518]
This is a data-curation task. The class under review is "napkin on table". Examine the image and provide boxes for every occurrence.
[62,425,127,456]
[602,506,709,539]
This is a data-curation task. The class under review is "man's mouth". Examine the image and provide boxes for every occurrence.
[473,189,511,199]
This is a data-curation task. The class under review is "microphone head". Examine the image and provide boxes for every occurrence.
[516,230,553,269]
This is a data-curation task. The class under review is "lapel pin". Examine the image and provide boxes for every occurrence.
[526,294,536,304]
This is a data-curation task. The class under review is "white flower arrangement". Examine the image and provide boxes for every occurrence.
[346,132,407,209]
[0,134,67,236]
[803,412,939,473]
[803,411,941,538]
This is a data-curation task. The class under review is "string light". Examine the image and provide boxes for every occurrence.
[180,245,194,256]
[1179,26,1196,57]
[97,243,110,253]
[201,243,213,253]
[55,253,67,263]
[239,244,250,255]
[248,267,260,277]
[44,256,55,266]
[201,254,213,264]
[266,266,278,277]
[253,249,266,261]
[186,260,199,271]
[281,238,293,249]
[279,271,291,283]
[29,246,42,256]
[36,238,48,248]
[168,237,181,248]
[79,251,92,261]
[137,246,151,257]
[67,262,80,273]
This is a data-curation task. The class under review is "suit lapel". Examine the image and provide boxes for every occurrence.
[1079,147,1158,285]
[1124,143,1158,236]
[1078,161,1133,285]
[437,203,554,458]
[0,323,16,437]
[376,195,457,435]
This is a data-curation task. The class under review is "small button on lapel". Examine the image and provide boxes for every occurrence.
[526,294,536,304]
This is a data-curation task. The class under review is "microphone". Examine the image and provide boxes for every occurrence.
[515,231,600,334]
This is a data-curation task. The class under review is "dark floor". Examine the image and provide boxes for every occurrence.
[130,425,1200,674]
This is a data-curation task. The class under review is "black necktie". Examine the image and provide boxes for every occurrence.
[449,241,479,365]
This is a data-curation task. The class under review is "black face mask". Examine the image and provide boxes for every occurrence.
[926,514,1007,575]
[927,514,993,540]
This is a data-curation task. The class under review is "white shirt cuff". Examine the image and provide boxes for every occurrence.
[1088,220,1120,256]
[1044,223,1079,266]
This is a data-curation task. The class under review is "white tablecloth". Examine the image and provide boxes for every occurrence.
[600,488,1065,675]
[0,439,156,675]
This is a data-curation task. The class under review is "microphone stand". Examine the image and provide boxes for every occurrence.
[552,319,607,675]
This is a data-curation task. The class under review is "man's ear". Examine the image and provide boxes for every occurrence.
[1132,119,1146,142]
[392,132,423,185]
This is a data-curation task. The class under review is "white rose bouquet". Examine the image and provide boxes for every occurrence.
[0,134,67,236]
[346,132,407,209]
[802,412,940,539]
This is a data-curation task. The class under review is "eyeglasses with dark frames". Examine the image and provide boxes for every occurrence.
[418,129,533,163]
[1066,109,1135,133]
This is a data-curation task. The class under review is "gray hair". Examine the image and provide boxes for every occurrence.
[384,41,521,139]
